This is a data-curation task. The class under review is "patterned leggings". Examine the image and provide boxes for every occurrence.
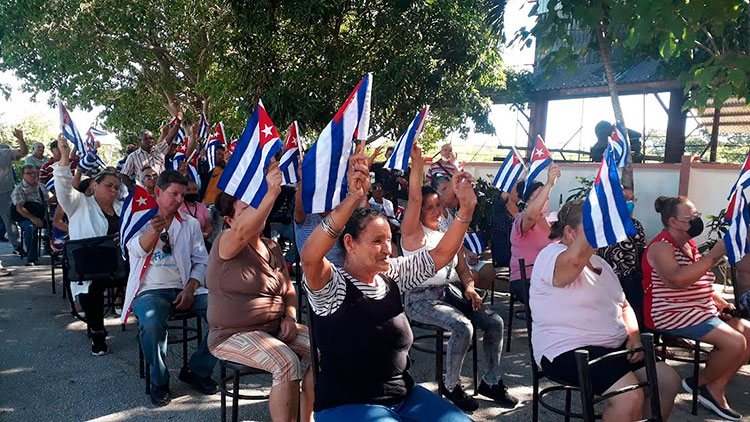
[406,286,505,390]
[210,324,311,386]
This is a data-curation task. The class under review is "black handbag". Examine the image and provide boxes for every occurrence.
[444,282,474,317]
[63,235,129,282]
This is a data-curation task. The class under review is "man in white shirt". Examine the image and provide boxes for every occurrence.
[120,109,183,187]
[123,170,216,406]
[368,183,399,226]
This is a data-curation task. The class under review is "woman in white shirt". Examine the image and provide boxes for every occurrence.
[54,135,123,356]
[529,199,679,421]
[400,145,516,411]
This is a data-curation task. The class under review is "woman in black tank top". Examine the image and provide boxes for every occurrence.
[300,146,478,421]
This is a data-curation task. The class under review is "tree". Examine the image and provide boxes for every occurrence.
[0,0,519,146]
[0,112,56,148]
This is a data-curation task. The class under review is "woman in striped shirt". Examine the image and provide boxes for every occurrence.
[644,196,750,421]
[301,145,476,422]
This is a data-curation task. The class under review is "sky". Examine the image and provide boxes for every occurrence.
[0,0,700,157]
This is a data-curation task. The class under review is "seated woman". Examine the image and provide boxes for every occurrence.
[179,180,213,247]
[207,162,312,422]
[54,135,122,356]
[644,196,750,421]
[509,164,560,302]
[401,145,517,411]
[531,200,679,421]
[140,166,158,199]
[301,146,475,422]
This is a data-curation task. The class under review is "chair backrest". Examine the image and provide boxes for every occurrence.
[63,235,129,282]
[575,333,662,422]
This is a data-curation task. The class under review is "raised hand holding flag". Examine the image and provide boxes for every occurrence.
[302,73,372,213]
[523,135,553,196]
[279,121,302,185]
[58,100,87,156]
[205,122,226,171]
[582,145,637,248]
[218,99,283,208]
[119,185,159,258]
[493,147,526,192]
[198,113,209,140]
[385,106,429,171]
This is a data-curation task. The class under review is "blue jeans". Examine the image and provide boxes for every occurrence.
[132,289,217,387]
[315,385,473,422]
[18,220,38,262]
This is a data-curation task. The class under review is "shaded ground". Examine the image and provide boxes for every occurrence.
[0,241,748,421]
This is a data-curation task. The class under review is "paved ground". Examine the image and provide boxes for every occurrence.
[1,240,749,421]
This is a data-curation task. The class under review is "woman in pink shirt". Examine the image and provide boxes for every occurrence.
[508,164,560,301]
[180,180,213,244]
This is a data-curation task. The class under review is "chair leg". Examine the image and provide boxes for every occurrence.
[692,341,700,415]
[436,330,444,396]
[472,332,478,396]
[232,368,240,422]
[182,318,189,370]
[532,371,539,422]
[51,257,56,294]
[506,293,515,352]
[220,365,227,422]
[490,278,495,305]
[564,388,572,422]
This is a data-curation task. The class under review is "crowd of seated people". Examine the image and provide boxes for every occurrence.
[8,114,750,422]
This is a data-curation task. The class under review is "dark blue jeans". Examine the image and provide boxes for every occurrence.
[18,220,38,262]
[132,289,216,387]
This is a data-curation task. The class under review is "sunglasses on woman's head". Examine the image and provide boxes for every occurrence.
[159,231,172,254]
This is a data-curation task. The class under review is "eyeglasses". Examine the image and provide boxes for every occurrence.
[143,174,158,180]
[676,212,701,221]
[160,231,172,254]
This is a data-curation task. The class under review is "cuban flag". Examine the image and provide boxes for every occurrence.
[186,150,201,189]
[523,135,553,196]
[119,185,159,258]
[279,121,301,185]
[724,151,750,264]
[78,149,106,172]
[582,145,637,248]
[171,137,188,170]
[395,205,405,223]
[198,113,209,139]
[204,122,226,171]
[227,138,238,154]
[463,232,484,256]
[85,127,108,152]
[493,147,526,192]
[610,123,630,168]
[218,99,283,208]
[385,106,429,171]
[302,73,372,213]
[45,175,55,192]
[58,100,87,156]
[168,117,186,147]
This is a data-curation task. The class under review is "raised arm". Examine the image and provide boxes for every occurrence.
[367,145,382,168]
[552,230,596,288]
[157,107,183,154]
[301,144,370,291]
[401,144,424,250]
[12,129,29,160]
[647,239,724,289]
[53,135,85,216]
[218,161,283,260]
[521,164,560,233]
[429,172,477,270]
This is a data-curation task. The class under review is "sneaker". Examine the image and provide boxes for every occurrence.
[178,368,218,394]
[25,261,37,266]
[440,383,479,412]
[150,384,171,407]
[90,332,109,356]
[477,379,519,408]
[697,385,741,421]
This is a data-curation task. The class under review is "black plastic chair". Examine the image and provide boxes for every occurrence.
[506,261,530,352]
[650,330,708,415]
[410,319,479,396]
[218,360,272,422]
[137,311,203,395]
[576,333,663,422]
[489,267,509,305]
[519,259,581,422]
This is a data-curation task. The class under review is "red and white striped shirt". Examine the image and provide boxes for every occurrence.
[642,230,718,330]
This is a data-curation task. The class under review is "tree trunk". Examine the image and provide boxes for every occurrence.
[596,22,634,191]
[710,108,721,162]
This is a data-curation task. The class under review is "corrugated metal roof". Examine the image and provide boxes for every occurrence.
[532,59,672,92]
[697,98,750,135]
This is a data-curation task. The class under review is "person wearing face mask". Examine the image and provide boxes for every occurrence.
[508,164,561,303]
[597,187,647,328]
[179,180,213,246]
[644,196,750,421]
[530,200,679,421]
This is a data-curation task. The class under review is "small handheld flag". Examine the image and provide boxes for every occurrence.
[493,147,526,193]
[186,150,201,190]
[78,149,106,172]
[168,118,186,147]
[724,150,750,264]
[610,123,630,168]
[227,138,238,154]
[45,176,55,192]
[728,151,750,200]
[463,232,484,256]
[205,122,226,171]
[119,185,159,258]
[58,100,87,156]
[279,121,301,185]
[198,114,209,140]
[523,135,553,196]
[582,145,637,248]
[302,73,373,213]
[385,106,429,171]
[171,136,188,170]
[85,127,108,152]
[218,100,283,208]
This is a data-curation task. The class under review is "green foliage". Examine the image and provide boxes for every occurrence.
[698,209,729,254]
[566,176,595,202]
[0,113,56,148]
[0,0,520,147]
[471,177,502,246]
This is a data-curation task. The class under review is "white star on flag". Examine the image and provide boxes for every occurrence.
[535,148,544,157]
[262,125,273,138]
[136,197,147,206]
